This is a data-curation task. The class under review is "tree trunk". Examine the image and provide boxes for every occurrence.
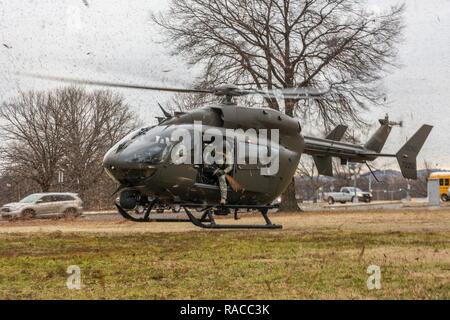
[40,182,51,193]
[278,177,302,212]
[278,99,302,212]
[284,99,296,117]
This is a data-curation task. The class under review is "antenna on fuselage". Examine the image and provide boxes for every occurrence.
[158,103,172,118]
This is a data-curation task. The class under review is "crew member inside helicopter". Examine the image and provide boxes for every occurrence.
[203,142,234,205]
[214,149,233,205]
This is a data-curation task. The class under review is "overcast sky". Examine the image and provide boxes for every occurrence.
[0,0,449,169]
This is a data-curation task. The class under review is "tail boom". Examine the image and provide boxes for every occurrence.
[303,124,432,180]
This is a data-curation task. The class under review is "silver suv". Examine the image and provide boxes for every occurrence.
[1,193,83,220]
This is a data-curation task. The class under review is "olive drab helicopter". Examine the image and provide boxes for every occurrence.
[26,74,433,229]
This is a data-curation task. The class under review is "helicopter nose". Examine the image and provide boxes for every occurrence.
[103,145,120,169]
[102,148,122,182]
[103,147,158,185]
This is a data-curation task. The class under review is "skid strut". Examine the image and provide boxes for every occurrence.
[183,206,282,230]
[115,202,191,223]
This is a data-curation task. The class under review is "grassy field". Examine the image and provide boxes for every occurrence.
[0,210,449,299]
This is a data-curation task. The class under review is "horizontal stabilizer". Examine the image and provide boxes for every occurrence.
[396,125,433,179]
[313,156,333,176]
[325,125,348,141]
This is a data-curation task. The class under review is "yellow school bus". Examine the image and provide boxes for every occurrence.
[429,172,450,201]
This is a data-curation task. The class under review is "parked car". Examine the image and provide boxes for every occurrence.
[324,187,372,204]
[0,193,83,220]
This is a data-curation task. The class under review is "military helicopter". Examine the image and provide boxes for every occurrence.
[27,75,433,229]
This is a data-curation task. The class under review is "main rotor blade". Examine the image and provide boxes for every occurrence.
[247,87,330,99]
[20,73,329,100]
[20,73,212,94]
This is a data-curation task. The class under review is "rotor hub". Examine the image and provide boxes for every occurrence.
[212,84,242,104]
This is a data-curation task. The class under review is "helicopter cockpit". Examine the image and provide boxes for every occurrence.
[107,125,178,165]
[103,125,183,185]
[103,123,236,186]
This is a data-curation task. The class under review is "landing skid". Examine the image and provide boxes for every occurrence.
[115,202,191,223]
[183,207,281,229]
[115,202,281,229]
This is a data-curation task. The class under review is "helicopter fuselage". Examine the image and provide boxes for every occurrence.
[103,104,305,206]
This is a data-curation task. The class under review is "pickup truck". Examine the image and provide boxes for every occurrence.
[324,187,372,204]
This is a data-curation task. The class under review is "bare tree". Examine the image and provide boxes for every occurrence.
[154,0,404,119]
[153,0,404,211]
[297,158,322,202]
[165,92,215,113]
[0,91,65,191]
[332,159,364,188]
[165,92,263,113]
[0,168,41,204]
[0,87,137,200]
[58,87,136,198]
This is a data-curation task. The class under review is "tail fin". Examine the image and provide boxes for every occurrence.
[364,121,392,153]
[313,156,333,176]
[325,125,348,141]
[396,125,433,179]
[315,125,347,176]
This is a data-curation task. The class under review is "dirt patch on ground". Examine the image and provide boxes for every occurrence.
[0,209,449,234]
